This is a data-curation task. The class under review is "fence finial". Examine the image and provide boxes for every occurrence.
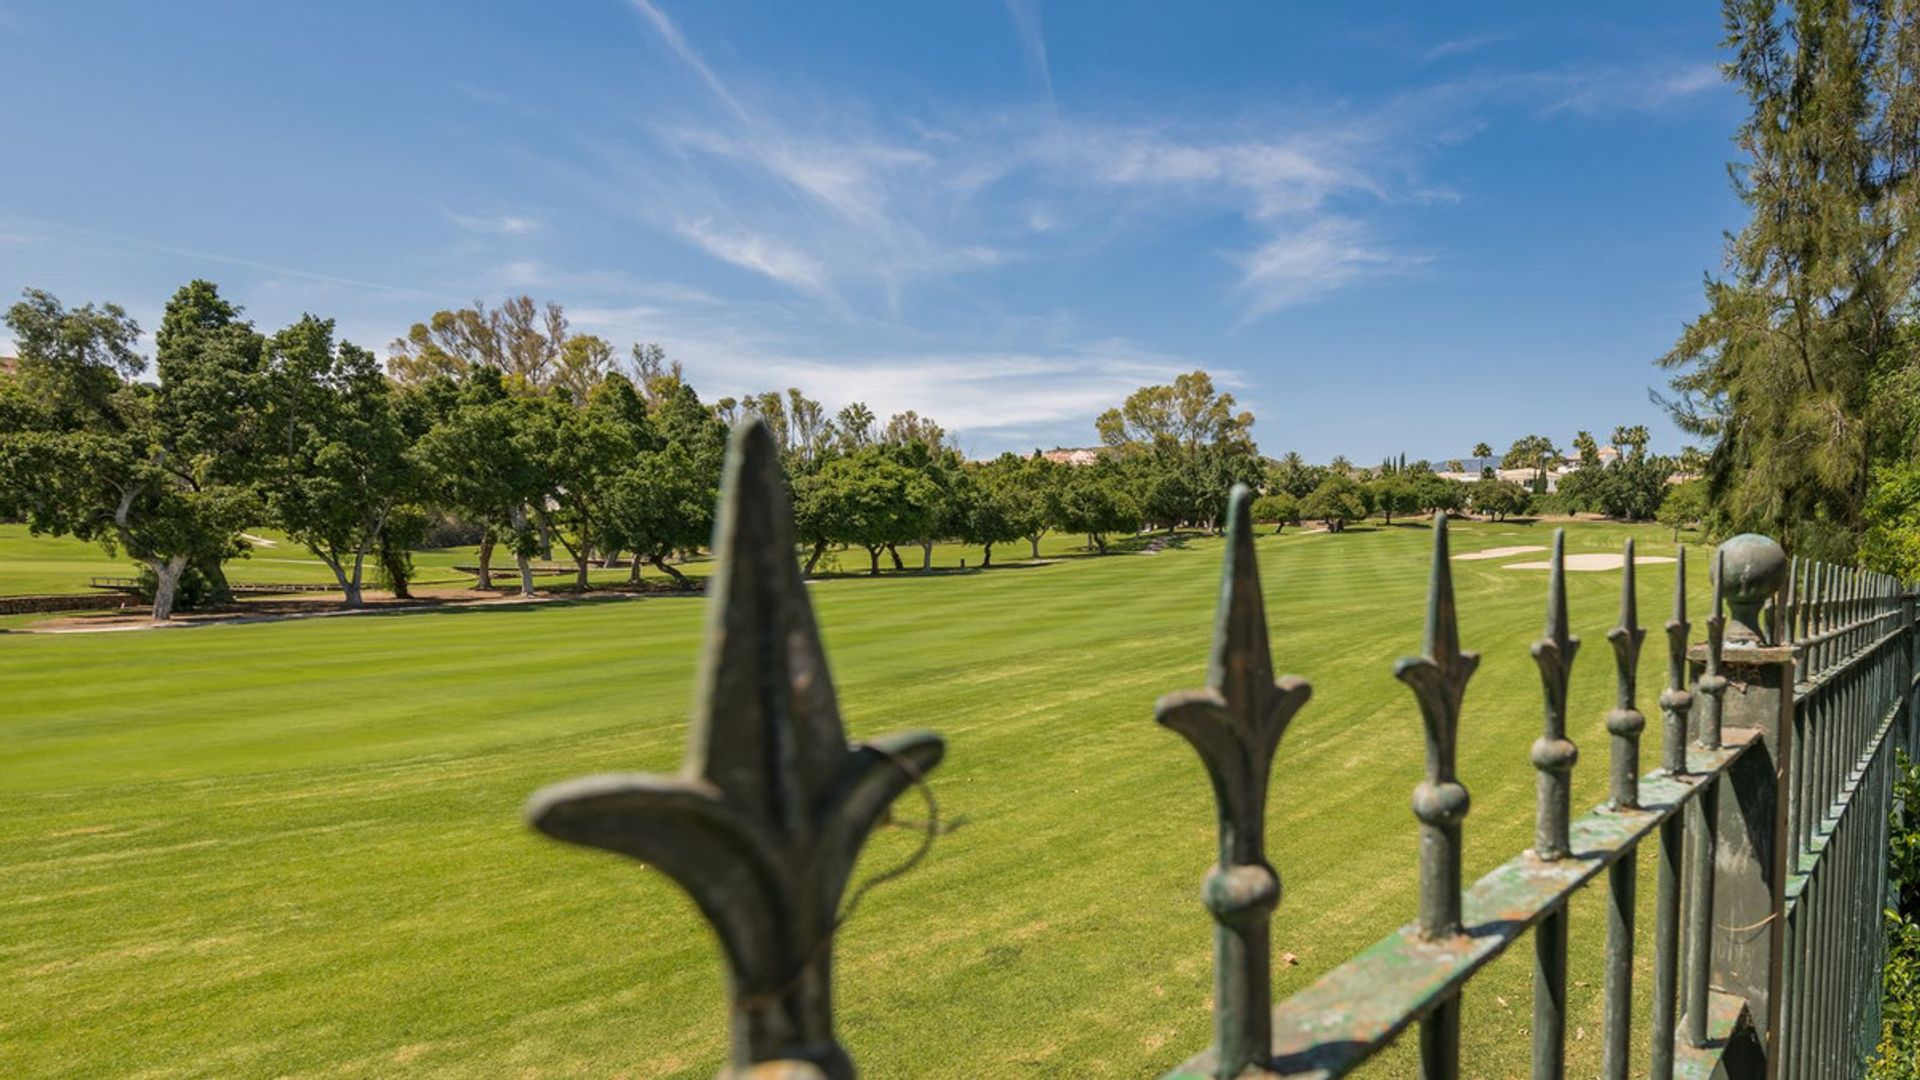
[1394,512,1480,939]
[1659,548,1692,776]
[1698,548,1729,750]
[524,419,945,1080]
[1606,539,1647,809]
[1157,483,1311,1079]
[1530,529,1580,860]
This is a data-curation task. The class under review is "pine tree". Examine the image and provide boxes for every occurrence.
[1659,0,1920,556]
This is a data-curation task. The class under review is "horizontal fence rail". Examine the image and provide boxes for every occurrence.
[522,417,1917,1080]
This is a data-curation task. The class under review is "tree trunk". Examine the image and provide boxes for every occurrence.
[1029,535,1041,558]
[602,547,621,569]
[575,557,590,590]
[629,556,644,584]
[380,537,412,600]
[886,543,904,571]
[196,555,232,605]
[1092,533,1107,554]
[344,548,368,608]
[508,506,536,597]
[920,541,933,571]
[866,546,881,576]
[476,535,495,590]
[982,542,993,568]
[805,540,827,575]
[650,554,689,585]
[149,555,188,621]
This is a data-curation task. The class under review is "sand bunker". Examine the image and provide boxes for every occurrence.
[1503,553,1679,572]
[1452,545,1546,561]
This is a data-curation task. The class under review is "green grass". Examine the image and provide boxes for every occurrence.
[0,524,1098,598]
[0,518,1714,1078]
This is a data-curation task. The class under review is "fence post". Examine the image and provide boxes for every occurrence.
[1693,534,1792,1073]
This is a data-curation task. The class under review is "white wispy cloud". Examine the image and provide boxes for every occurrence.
[1539,60,1725,116]
[1233,217,1414,320]
[444,209,542,235]
[515,5,1731,372]
[676,218,831,295]
[627,0,751,122]
[1423,33,1511,63]
[1003,0,1054,103]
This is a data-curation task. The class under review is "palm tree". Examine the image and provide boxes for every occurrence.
[1611,424,1650,462]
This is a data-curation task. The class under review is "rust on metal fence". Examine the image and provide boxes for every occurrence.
[522,419,1919,1080]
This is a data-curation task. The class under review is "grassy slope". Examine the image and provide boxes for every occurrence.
[0,518,1711,1078]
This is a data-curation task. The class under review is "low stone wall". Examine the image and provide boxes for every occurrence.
[0,592,125,615]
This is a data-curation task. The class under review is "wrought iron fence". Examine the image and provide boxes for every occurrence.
[524,419,1918,1079]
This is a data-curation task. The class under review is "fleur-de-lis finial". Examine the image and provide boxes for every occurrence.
[1605,539,1647,810]
[524,419,945,1080]
[1697,549,1728,751]
[1156,484,1311,1079]
[1394,512,1480,940]
[1658,548,1692,776]
[1530,529,1579,861]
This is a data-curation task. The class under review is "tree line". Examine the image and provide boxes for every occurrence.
[0,284,1287,618]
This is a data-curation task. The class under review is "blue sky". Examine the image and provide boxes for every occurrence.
[0,1,1742,461]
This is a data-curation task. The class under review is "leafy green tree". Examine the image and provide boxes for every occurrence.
[1056,462,1141,553]
[1267,451,1322,498]
[526,374,652,588]
[387,295,571,392]
[1658,479,1710,542]
[1301,475,1368,532]
[1597,455,1672,522]
[260,316,416,607]
[1095,370,1252,450]
[1001,452,1064,558]
[0,288,256,619]
[798,448,935,574]
[1413,472,1465,516]
[1369,475,1418,525]
[957,462,1021,567]
[1097,370,1260,530]
[606,443,708,585]
[609,371,727,583]
[1250,492,1299,533]
[1471,478,1531,521]
[414,367,548,595]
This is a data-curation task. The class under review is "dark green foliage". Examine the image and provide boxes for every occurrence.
[1657,480,1709,541]
[1471,478,1531,521]
[1873,750,1920,1077]
[1056,462,1142,553]
[133,561,215,612]
[1250,492,1298,532]
[1300,474,1368,532]
[1660,0,1920,559]
[0,286,258,618]
[1863,461,1920,580]
[262,315,417,606]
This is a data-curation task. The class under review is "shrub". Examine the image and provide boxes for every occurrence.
[134,564,215,612]
[1873,749,1920,1078]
